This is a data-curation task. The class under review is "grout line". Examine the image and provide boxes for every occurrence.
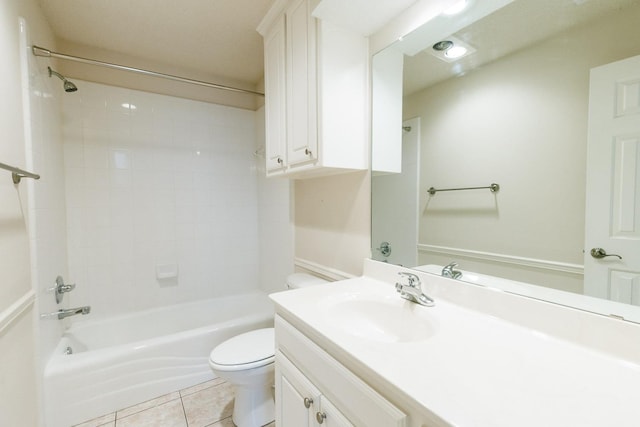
[180,394,189,426]
[115,392,181,420]
[76,379,233,427]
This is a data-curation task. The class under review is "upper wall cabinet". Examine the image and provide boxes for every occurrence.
[257,0,369,178]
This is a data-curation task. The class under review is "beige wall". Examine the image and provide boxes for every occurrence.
[294,171,371,277]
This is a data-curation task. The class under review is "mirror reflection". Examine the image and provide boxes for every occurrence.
[371,0,640,322]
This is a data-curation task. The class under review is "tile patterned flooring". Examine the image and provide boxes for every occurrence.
[72,378,276,427]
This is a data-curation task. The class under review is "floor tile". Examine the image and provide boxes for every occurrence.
[207,416,235,427]
[180,378,226,398]
[115,398,187,427]
[116,391,181,419]
[72,412,116,427]
[182,381,234,427]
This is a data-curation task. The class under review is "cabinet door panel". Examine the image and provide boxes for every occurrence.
[318,396,354,427]
[286,0,317,166]
[276,351,319,426]
[280,375,313,427]
[263,14,287,171]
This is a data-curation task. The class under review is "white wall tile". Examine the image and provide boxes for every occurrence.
[63,80,264,317]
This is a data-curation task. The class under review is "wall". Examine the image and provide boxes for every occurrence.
[0,0,60,425]
[62,80,262,319]
[25,16,70,417]
[294,170,371,277]
[371,118,420,266]
[255,107,294,292]
[57,40,263,111]
[403,5,640,292]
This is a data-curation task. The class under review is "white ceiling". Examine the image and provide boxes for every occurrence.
[37,0,276,87]
[402,0,640,95]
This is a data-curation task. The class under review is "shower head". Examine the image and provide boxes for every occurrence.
[48,66,78,92]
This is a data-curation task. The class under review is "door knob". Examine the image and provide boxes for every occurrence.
[590,248,622,260]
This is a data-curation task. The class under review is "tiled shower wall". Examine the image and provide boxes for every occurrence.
[62,81,261,318]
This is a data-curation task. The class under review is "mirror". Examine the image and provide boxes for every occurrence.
[371,0,640,322]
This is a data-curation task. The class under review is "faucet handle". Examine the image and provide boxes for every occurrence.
[397,271,420,287]
[54,276,76,304]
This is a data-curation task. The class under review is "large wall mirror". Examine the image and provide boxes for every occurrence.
[371,0,640,322]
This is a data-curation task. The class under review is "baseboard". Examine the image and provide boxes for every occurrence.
[294,258,355,281]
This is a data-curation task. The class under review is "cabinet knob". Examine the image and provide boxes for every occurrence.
[316,412,326,424]
[303,397,313,408]
[277,157,283,164]
[305,148,312,156]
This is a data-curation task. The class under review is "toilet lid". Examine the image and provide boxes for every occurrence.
[209,328,275,370]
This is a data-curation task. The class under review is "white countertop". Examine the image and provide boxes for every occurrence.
[271,266,640,427]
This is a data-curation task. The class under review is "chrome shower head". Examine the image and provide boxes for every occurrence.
[48,66,78,92]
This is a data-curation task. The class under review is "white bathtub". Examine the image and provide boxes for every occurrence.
[43,291,274,427]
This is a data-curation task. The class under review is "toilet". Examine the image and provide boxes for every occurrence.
[209,273,328,427]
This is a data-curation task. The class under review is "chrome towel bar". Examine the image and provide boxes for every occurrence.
[427,183,499,195]
[0,161,41,184]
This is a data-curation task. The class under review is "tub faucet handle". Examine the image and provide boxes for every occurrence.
[54,275,76,304]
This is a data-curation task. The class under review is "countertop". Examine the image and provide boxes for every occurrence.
[270,264,640,427]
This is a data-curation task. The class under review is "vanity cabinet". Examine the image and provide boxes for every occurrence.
[257,0,369,178]
[277,351,353,426]
[274,315,407,427]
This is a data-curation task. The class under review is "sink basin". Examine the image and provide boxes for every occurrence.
[319,293,437,343]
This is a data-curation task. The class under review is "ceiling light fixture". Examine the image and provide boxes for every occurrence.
[444,45,468,59]
[428,36,476,62]
[432,40,454,51]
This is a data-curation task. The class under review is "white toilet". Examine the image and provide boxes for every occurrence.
[209,273,328,427]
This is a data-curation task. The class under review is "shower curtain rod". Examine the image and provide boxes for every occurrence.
[32,45,264,97]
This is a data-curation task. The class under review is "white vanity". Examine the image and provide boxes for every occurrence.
[270,260,640,427]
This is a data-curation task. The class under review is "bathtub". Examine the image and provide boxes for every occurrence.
[43,290,274,427]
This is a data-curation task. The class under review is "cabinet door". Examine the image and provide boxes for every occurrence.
[285,0,318,166]
[276,351,319,427]
[317,396,354,427]
[263,14,287,171]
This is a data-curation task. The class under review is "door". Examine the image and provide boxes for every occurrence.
[275,351,319,427]
[263,15,287,171]
[584,54,640,305]
[286,0,317,166]
[317,396,354,427]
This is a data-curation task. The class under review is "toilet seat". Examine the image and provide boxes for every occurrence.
[209,328,275,372]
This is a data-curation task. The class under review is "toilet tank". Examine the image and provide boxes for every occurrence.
[286,273,329,290]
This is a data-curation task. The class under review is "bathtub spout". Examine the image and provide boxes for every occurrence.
[56,306,91,320]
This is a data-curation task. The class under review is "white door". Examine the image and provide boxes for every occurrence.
[275,351,319,427]
[317,396,354,427]
[584,54,640,305]
[263,15,287,171]
[286,0,317,166]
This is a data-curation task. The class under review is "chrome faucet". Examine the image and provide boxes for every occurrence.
[442,262,462,279]
[55,306,91,319]
[395,272,435,307]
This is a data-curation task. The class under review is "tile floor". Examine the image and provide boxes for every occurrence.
[72,378,276,427]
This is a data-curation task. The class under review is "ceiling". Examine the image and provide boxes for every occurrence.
[37,0,276,89]
[402,0,640,95]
